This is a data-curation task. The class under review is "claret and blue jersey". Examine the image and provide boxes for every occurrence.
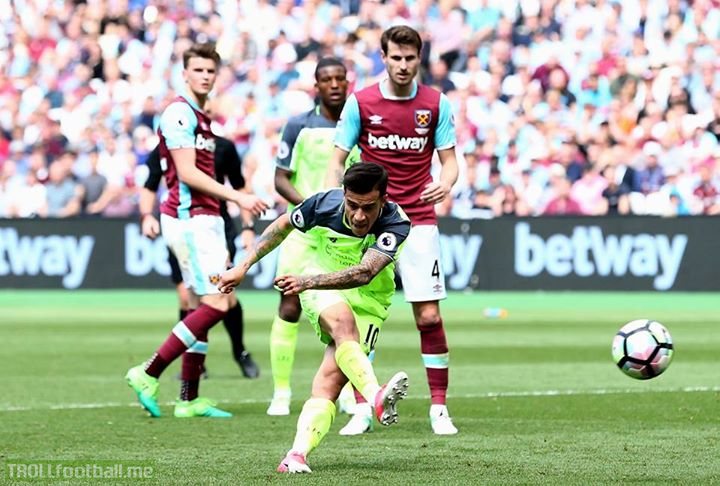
[158,94,219,219]
[334,80,457,225]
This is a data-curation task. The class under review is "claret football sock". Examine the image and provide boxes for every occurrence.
[180,331,208,402]
[145,304,225,378]
[418,320,449,405]
[354,387,366,404]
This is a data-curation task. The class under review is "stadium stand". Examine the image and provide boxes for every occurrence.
[1,0,719,219]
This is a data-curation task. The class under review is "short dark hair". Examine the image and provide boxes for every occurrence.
[381,25,422,55]
[343,162,388,196]
[314,57,346,80]
[183,42,221,68]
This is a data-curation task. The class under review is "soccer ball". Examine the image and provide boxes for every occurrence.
[611,319,674,380]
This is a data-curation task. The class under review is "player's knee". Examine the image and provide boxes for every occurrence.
[416,310,442,330]
[203,293,231,313]
[334,323,359,343]
[278,295,302,322]
[326,317,359,343]
[319,303,359,342]
[278,305,300,322]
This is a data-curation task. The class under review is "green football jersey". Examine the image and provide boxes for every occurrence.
[276,106,360,210]
[289,189,411,308]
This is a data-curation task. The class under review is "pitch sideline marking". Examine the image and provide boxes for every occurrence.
[1,386,718,413]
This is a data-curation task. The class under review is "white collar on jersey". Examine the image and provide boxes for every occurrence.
[380,78,418,100]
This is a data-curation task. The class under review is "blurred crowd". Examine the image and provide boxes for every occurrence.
[1,0,720,220]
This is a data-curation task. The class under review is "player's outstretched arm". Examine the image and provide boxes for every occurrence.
[173,147,267,216]
[274,249,392,295]
[218,213,294,293]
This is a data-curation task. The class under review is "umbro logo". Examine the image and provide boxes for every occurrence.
[369,115,383,125]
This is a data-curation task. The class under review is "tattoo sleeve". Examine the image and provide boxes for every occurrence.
[239,215,293,272]
[302,249,392,290]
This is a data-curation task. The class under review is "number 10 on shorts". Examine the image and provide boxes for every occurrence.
[364,323,380,352]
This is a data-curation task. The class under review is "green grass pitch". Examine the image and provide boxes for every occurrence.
[1,290,719,485]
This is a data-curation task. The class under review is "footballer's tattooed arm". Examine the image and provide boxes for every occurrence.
[218,214,293,292]
[275,249,392,295]
[243,215,293,270]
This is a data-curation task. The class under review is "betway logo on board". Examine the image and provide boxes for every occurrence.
[440,234,482,290]
[367,132,428,152]
[0,228,94,288]
[514,222,688,290]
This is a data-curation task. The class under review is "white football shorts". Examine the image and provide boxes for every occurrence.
[397,224,447,302]
[160,213,228,295]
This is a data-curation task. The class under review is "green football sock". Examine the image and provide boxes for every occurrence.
[335,341,381,403]
[270,316,299,394]
[291,398,336,455]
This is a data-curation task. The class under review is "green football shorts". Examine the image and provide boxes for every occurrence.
[300,286,388,354]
